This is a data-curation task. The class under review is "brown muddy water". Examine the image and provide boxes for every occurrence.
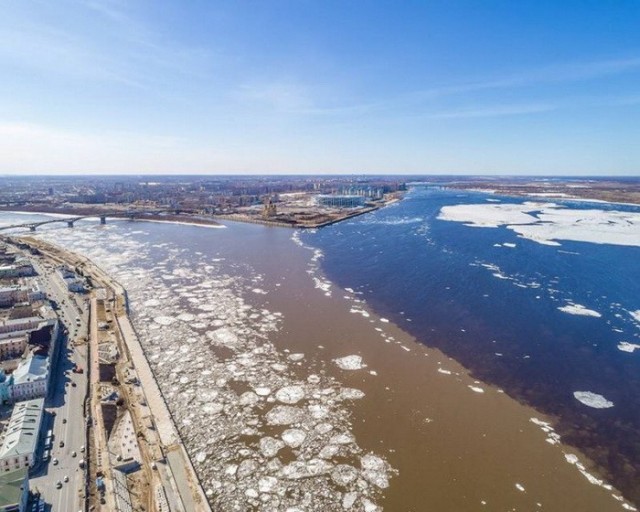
[236,224,630,512]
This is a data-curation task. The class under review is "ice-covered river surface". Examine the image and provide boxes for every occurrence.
[1,203,638,511]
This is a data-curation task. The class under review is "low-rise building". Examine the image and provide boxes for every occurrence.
[26,280,45,303]
[57,266,85,293]
[0,467,29,511]
[0,280,46,308]
[0,398,44,472]
[0,308,57,340]
[0,287,29,308]
[0,337,27,361]
[11,356,48,402]
[0,260,34,279]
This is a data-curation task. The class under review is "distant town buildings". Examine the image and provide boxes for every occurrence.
[316,194,366,208]
[0,174,406,216]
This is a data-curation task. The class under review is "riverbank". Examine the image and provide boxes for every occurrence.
[10,235,212,512]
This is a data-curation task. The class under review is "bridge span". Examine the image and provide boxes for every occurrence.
[0,209,171,232]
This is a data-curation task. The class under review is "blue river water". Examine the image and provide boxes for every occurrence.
[303,186,640,497]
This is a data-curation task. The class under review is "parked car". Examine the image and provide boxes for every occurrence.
[52,458,58,465]
[56,481,62,489]
[59,440,64,448]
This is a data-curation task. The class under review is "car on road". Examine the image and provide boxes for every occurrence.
[72,451,76,457]
[63,418,67,424]
[56,481,62,489]
[80,445,85,453]
[52,458,58,465]
[59,440,64,447]
[64,475,69,482]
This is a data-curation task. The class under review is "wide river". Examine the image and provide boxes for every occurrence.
[1,187,638,511]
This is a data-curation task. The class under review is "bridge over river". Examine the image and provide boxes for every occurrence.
[0,209,171,232]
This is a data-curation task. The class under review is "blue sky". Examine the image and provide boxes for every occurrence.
[1,1,639,175]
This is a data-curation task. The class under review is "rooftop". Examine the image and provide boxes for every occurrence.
[13,355,48,384]
[0,467,28,507]
[0,398,44,460]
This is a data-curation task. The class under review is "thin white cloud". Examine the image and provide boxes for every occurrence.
[235,81,314,111]
[0,24,144,87]
[428,103,556,119]
[0,2,216,92]
[410,56,640,100]
[232,55,640,122]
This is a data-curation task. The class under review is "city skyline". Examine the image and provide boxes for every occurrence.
[1,1,639,175]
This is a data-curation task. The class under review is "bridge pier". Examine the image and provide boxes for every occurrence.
[67,221,74,228]
[100,216,106,225]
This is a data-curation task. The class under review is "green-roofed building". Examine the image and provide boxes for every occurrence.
[0,466,28,511]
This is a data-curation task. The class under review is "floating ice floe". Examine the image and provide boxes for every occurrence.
[557,303,602,318]
[32,223,396,511]
[439,202,640,247]
[334,355,366,370]
[206,327,239,346]
[339,388,366,400]
[331,464,359,486]
[266,405,307,425]
[275,385,306,404]
[530,417,561,445]
[281,429,306,448]
[573,391,614,409]
[260,437,285,457]
[360,454,391,489]
[154,316,176,326]
[617,342,640,353]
